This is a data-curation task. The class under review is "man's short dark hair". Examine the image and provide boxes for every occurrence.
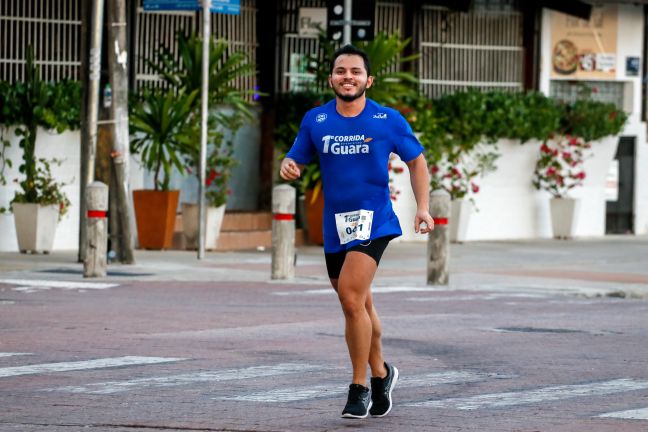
[330,44,371,76]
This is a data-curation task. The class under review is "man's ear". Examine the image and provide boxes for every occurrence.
[328,75,333,88]
[366,75,374,89]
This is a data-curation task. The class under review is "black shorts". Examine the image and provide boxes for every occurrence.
[324,236,394,280]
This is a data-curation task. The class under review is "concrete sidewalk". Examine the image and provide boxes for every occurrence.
[1,235,647,299]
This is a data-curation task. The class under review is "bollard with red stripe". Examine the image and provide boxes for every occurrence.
[271,184,296,280]
[427,189,450,285]
[84,181,109,278]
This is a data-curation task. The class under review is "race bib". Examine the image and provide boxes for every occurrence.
[335,209,373,245]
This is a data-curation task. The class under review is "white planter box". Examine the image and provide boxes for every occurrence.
[181,203,226,250]
[550,197,580,239]
[12,203,59,253]
[450,199,472,243]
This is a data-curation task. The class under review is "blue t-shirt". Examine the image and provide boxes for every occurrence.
[286,98,423,253]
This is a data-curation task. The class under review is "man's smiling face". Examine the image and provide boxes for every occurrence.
[329,54,374,102]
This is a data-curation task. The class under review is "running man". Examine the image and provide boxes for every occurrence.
[279,44,434,419]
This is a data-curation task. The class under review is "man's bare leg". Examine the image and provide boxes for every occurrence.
[330,251,386,385]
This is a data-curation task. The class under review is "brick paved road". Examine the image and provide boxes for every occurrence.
[1,239,647,431]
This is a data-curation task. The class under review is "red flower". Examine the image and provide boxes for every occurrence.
[540,143,551,153]
[59,202,65,211]
[576,171,586,180]
[392,167,404,174]
[569,137,579,146]
[609,111,617,120]
[546,167,557,176]
[387,162,392,171]
[592,87,599,93]
[431,165,439,174]
[562,151,572,160]
[471,182,480,194]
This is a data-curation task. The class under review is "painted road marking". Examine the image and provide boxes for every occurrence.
[0,279,119,293]
[0,356,185,378]
[219,371,511,403]
[273,286,445,296]
[407,379,648,410]
[407,293,550,302]
[0,353,33,358]
[51,363,330,394]
[599,407,648,420]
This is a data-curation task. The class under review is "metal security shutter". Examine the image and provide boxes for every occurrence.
[0,0,82,82]
[417,0,524,98]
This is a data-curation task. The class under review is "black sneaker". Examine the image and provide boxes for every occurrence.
[369,362,399,417]
[341,384,372,419]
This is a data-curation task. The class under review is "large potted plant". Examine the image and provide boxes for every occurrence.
[0,47,80,253]
[148,33,256,249]
[129,88,198,249]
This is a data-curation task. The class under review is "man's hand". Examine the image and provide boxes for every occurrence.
[415,210,434,234]
[280,158,302,181]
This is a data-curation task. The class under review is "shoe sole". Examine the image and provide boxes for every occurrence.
[341,400,372,419]
[371,366,399,418]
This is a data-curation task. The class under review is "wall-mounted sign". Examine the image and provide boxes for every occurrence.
[626,57,640,77]
[550,5,617,80]
[299,8,327,37]
[143,0,240,15]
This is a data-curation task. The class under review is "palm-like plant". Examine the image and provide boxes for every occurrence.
[129,88,198,191]
[150,33,256,119]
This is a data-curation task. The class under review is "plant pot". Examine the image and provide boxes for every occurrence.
[133,190,179,250]
[181,203,226,250]
[304,188,324,245]
[450,199,472,243]
[550,197,580,239]
[12,203,60,254]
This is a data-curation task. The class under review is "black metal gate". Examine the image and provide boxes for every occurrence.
[606,136,635,234]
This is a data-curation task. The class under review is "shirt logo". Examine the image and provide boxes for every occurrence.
[373,113,387,119]
[322,134,370,155]
[316,113,327,123]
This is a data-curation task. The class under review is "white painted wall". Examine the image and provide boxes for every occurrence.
[0,127,80,252]
[540,4,647,235]
[0,127,143,252]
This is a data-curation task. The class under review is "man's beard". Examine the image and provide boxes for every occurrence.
[333,82,367,102]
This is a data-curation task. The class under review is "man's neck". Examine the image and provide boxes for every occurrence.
[335,96,367,118]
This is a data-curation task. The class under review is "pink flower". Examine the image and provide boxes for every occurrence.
[562,151,572,160]
[546,167,557,176]
[576,172,586,180]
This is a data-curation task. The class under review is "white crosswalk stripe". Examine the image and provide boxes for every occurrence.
[0,352,33,358]
[0,279,119,293]
[219,371,510,403]
[51,363,330,394]
[0,356,185,378]
[407,379,648,410]
[599,407,648,420]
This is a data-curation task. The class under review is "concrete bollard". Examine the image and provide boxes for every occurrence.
[271,185,296,280]
[427,190,450,285]
[84,181,109,278]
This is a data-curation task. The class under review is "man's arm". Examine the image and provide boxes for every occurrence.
[405,153,434,234]
[280,157,305,181]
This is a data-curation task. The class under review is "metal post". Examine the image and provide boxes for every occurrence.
[84,181,109,278]
[427,190,450,285]
[343,0,352,45]
[271,185,296,280]
[198,0,211,260]
[80,0,105,262]
[107,0,135,264]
